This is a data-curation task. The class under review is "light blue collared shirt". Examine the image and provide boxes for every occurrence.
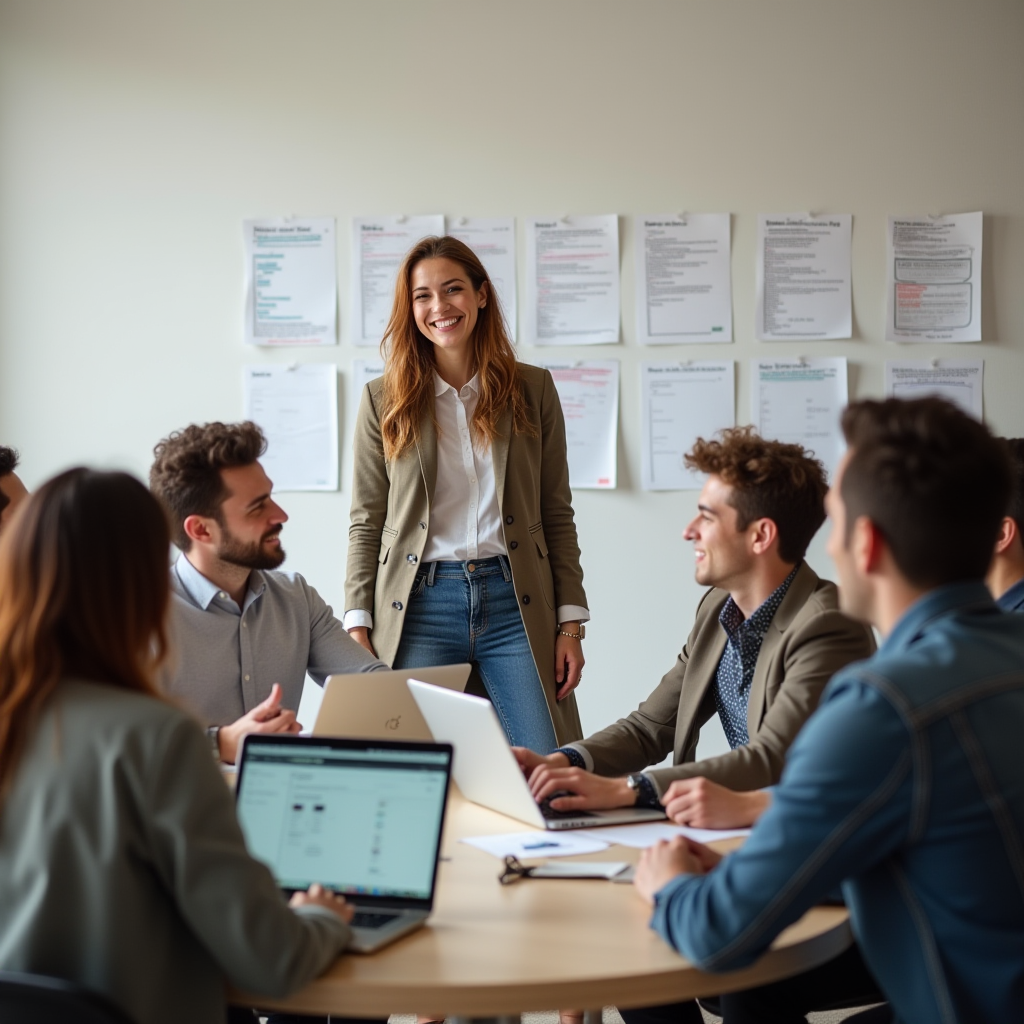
[166,553,386,726]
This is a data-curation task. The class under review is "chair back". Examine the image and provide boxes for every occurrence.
[0,971,137,1024]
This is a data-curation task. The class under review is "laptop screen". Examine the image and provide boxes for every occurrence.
[236,736,451,906]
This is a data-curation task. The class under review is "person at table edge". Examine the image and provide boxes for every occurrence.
[150,421,387,763]
[516,427,875,827]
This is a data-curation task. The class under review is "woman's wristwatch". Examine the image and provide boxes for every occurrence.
[557,624,586,640]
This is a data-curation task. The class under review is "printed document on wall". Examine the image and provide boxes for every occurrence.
[635,214,732,344]
[350,359,385,428]
[243,218,336,346]
[756,214,852,340]
[352,215,444,346]
[752,359,847,479]
[243,364,338,491]
[640,362,735,491]
[525,216,619,345]
[446,217,517,340]
[885,360,983,419]
[885,213,982,342]
[540,361,618,489]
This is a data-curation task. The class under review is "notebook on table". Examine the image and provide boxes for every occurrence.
[235,733,452,952]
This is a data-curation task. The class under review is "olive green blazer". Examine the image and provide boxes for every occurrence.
[345,363,588,745]
[574,562,876,794]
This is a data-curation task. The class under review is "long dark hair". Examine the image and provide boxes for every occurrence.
[0,468,172,797]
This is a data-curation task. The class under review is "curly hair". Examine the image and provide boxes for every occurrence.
[841,399,1010,587]
[0,447,20,518]
[685,426,828,564]
[149,422,266,550]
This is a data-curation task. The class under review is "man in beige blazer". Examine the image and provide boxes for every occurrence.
[517,428,875,825]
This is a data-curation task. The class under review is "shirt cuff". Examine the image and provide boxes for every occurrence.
[557,605,590,625]
[561,742,594,772]
[343,609,373,631]
[634,773,662,809]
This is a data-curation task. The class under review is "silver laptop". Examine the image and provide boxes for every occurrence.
[408,681,665,831]
[314,663,472,741]
[235,734,452,953]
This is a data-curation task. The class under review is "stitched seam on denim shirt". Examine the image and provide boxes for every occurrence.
[888,860,958,1024]
[699,748,911,970]
[949,709,1024,903]
[914,672,1024,727]
[854,671,929,840]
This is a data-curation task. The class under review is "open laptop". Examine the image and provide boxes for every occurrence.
[313,663,472,741]
[235,734,452,953]
[408,681,665,831]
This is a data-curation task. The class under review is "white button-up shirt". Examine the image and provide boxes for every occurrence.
[422,371,506,563]
[344,371,588,631]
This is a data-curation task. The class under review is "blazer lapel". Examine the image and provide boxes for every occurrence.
[746,562,820,734]
[415,413,439,505]
[674,601,728,760]
[492,408,512,509]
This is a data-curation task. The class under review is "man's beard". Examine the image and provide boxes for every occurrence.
[218,525,286,571]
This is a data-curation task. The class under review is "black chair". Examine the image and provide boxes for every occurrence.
[0,971,137,1024]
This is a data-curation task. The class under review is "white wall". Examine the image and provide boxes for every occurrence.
[2,0,1023,751]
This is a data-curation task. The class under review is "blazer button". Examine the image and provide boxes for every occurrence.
[522,594,531,605]
[510,540,518,550]
[392,601,403,610]
[505,515,514,525]
[407,554,418,563]
[419,521,426,529]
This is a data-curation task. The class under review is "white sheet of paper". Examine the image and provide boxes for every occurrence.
[525,215,620,345]
[243,364,338,491]
[446,217,517,340]
[243,218,337,347]
[885,360,983,419]
[351,358,385,412]
[752,358,848,479]
[577,822,751,849]
[635,214,732,344]
[756,214,852,340]
[885,212,982,342]
[641,362,735,491]
[351,215,445,346]
[460,831,610,860]
[539,361,619,489]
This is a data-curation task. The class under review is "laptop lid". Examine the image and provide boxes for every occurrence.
[235,734,452,910]
[314,663,472,741]
[407,681,547,828]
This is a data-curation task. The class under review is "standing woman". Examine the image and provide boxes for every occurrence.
[344,236,588,752]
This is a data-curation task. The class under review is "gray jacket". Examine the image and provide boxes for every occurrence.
[0,679,351,1024]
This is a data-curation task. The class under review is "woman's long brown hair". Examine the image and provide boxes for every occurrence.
[378,235,534,460]
[0,468,171,798]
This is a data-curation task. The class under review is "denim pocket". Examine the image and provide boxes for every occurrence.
[409,571,428,599]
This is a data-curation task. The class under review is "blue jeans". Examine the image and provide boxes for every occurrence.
[392,555,559,754]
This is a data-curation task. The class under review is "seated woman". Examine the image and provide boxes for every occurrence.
[0,468,356,1024]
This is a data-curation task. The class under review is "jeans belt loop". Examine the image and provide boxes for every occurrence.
[497,553,512,583]
[426,561,438,586]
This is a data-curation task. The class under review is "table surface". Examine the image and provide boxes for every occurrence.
[232,793,852,1018]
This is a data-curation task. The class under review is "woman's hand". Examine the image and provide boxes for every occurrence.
[290,883,355,923]
[554,627,584,700]
[346,626,377,657]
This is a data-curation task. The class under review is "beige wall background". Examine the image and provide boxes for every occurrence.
[2,0,1022,751]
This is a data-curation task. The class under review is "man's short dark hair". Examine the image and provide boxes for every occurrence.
[841,398,1011,588]
[1001,438,1024,543]
[0,446,20,517]
[685,427,828,564]
[149,422,266,550]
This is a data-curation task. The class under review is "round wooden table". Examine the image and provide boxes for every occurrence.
[233,793,852,1020]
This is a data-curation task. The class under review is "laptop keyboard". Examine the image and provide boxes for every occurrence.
[351,911,401,930]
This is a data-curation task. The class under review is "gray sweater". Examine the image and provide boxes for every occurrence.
[0,679,351,1024]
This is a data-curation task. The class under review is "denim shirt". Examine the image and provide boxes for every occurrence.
[650,583,1024,1024]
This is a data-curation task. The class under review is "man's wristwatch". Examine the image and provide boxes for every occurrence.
[626,772,661,809]
[557,623,586,640]
[206,725,221,759]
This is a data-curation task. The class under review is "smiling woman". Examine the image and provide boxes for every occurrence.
[343,236,589,752]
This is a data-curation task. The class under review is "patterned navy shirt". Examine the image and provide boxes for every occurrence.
[714,565,800,749]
